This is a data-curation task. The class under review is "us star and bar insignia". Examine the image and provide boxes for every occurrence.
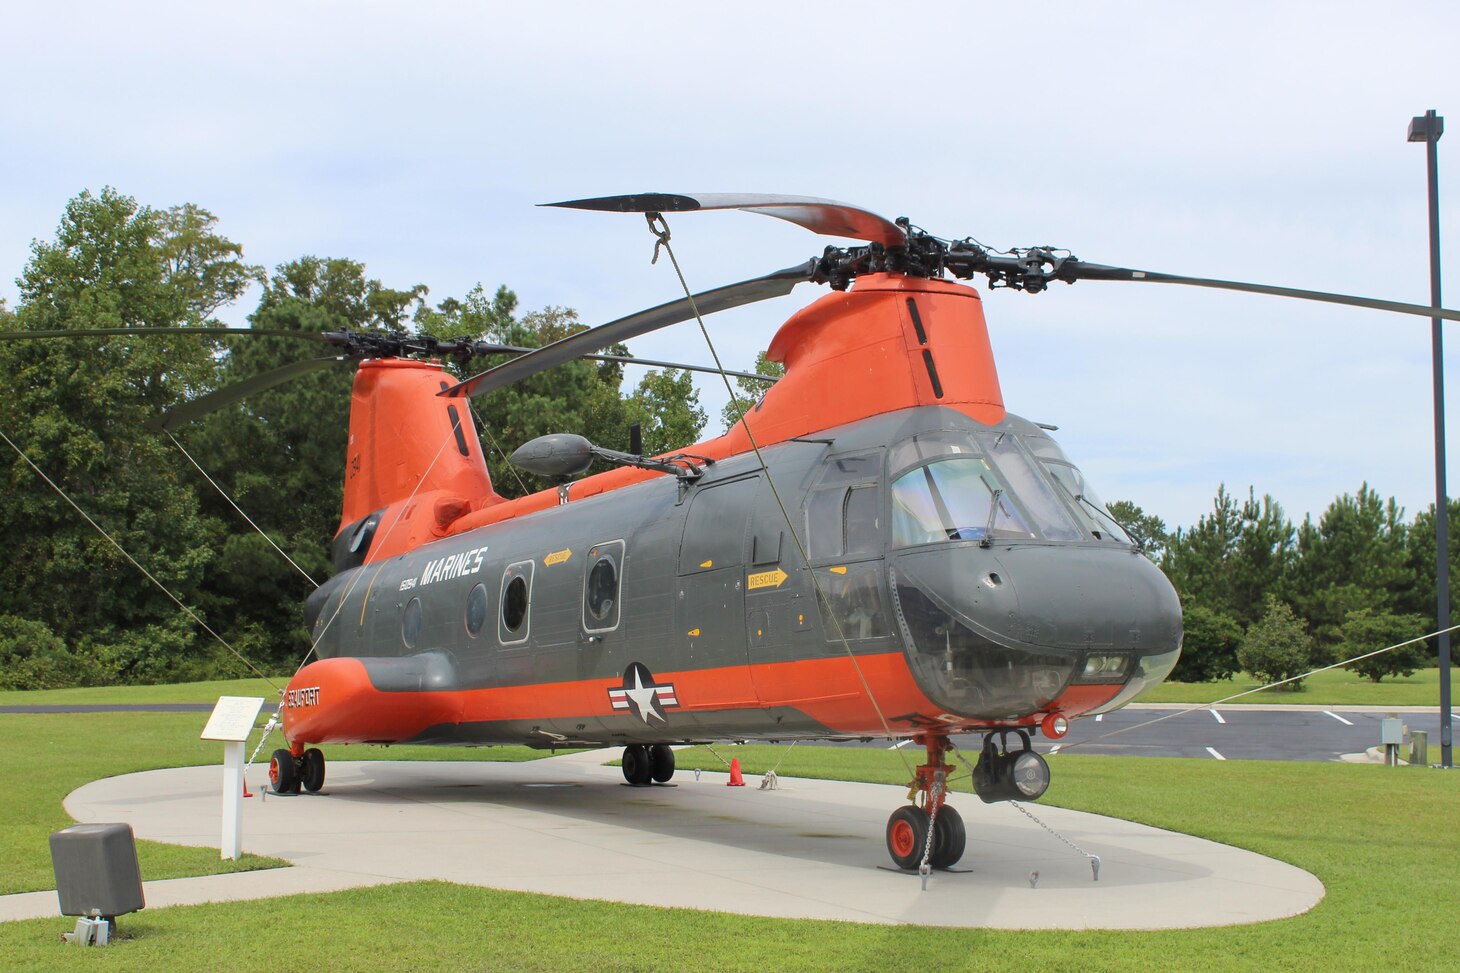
[607,662,680,724]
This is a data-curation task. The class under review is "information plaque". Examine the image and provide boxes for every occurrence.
[200,696,266,742]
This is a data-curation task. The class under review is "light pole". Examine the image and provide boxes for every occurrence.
[1409,109,1449,768]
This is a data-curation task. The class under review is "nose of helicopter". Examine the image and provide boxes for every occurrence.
[889,543,1182,721]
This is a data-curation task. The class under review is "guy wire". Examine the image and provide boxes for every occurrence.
[1052,624,1460,755]
[166,430,320,588]
[0,424,279,690]
[642,213,914,779]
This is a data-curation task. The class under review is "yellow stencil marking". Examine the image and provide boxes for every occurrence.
[828,565,848,575]
[748,567,789,590]
[700,559,714,569]
[688,628,701,637]
[544,548,572,566]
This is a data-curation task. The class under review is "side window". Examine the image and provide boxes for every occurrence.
[804,451,883,561]
[818,561,889,641]
[402,597,423,649]
[844,485,881,556]
[582,540,625,634]
[465,583,489,638]
[498,559,534,645]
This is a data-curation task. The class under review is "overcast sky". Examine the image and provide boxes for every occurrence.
[3,1,1457,533]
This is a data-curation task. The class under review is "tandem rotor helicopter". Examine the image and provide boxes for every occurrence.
[12,193,1460,871]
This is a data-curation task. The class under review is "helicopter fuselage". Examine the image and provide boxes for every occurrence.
[284,404,1181,749]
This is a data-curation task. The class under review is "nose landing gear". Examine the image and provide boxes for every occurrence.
[885,734,966,870]
[268,746,327,794]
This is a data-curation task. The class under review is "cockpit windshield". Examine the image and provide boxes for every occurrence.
[891,457,1032,545]
[1022,433,1134,545]
[889,428,1132,548]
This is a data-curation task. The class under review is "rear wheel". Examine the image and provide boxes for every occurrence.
[621,744,653,786]
[300,748,326,793]
[649,744,675,783]
[886,805,930,870]
[268,749,300,794]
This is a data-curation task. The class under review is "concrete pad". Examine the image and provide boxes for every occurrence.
[1,751,1323,929]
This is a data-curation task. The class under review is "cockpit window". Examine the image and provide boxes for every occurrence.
[891,457,1032,545]
[889,428,1131,547]
[1043,461,1132,543]
[979,433,1086,542]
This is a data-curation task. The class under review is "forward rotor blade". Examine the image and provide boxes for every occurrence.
[0,325,318,341]
[1064,262,1460,322]
[444,261,817,400]
[150,357,347,433]
[544,193,906,247]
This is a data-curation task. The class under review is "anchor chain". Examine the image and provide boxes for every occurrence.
[1010,800,1102,882]
[917,769,945,889]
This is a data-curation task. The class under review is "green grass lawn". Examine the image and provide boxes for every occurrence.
[2,680,1460,970]
[0,710,569,896]
[1,706,1458,971]
[1136,665,1449,706]
[0,677,284,706]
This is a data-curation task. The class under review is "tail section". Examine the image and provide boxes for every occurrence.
[334,358,501,566]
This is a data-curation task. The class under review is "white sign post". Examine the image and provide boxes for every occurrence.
[201,696,266,861]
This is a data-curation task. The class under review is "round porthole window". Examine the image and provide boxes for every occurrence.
[402,597,423,648]
[585,555,617,622]
[502,575,528,633]
[465,583,488,637]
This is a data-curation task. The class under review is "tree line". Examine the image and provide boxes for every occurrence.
[0,189,1447,692]
[1111,485,1451,687]
[0,189,705,689]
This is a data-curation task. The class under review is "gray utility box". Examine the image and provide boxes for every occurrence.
[49,823,145,918]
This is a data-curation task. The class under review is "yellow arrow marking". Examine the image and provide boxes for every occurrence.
[544,548,572,566]
[828,565,848,575]
[748,567,789,590]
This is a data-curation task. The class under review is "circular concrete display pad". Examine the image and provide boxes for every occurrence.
[47,750,1321,929]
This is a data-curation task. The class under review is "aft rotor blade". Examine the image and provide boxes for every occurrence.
[150,357,346,432]
[444,261,817,400]
[544,193,906,247]
[0,325,318,341]
[1064,262,1460,322]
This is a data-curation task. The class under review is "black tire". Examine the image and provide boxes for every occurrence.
[649,744,675,783]
[300,747,326,793]
[885,805,930,870]
[621,744,653,785]
[930,804,966,868]
[268,748,300,794]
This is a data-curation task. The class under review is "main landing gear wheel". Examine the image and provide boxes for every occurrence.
[621,744,653,785]
[649,744,675,783]
[268,748,300,794]
[886,805,930,870]
[300,747,326,792]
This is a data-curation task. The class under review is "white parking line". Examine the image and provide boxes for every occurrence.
[888,739,913,750]
[1324,711,1354,726]
[1095,714,1103,722]
[1209,709,1226,724]
[1206,747,1226,761]
[1049,744,1062,755]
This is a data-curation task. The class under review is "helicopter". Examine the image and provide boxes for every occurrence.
[12,193,1460,872]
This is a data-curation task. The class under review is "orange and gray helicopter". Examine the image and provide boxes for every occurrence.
[25,193,1460,870]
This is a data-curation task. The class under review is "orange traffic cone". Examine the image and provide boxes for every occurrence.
[727,757,746,786]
